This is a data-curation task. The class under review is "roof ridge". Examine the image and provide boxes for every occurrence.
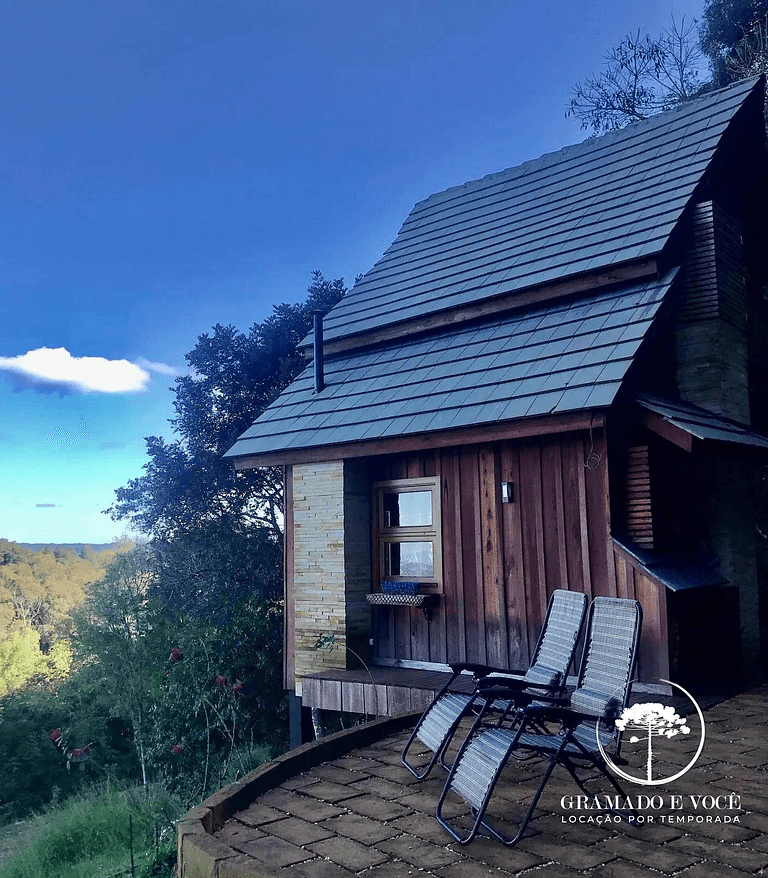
[409,76,762,216]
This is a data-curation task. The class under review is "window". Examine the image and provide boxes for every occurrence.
[373,477,442,592]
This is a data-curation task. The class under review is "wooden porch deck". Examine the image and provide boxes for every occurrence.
[300,665,476,715]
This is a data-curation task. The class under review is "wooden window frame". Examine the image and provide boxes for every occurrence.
[372,476,443,593]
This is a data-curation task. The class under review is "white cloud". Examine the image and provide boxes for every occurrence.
[0,347,151,393]
[135,357,180,376]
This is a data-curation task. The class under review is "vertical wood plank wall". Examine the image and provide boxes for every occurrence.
[367,430,670,677]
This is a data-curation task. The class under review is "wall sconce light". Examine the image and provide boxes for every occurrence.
[501,481,514,504]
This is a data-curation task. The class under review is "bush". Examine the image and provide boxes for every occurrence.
[0,783,181,878]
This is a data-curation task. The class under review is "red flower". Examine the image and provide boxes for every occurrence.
[169,647,183,662]
[231,683,243,693]
[71,748,83,760]
[50,728,62,743]
[215,675,227,688]
[171,743,184,755]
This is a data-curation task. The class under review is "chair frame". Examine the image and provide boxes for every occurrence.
[436,596,643,846]
[401,589,588,779]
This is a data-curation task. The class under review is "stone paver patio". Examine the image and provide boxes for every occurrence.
[180,686,768,877]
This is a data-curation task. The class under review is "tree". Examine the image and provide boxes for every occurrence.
[700,0,768,83]
[106,272,347,543]
[567,17,703,134]
[72,547,159,786]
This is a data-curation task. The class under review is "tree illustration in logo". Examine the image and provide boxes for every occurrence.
[615,703,691,782]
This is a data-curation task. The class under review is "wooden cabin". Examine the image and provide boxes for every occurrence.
[225,77,768,744]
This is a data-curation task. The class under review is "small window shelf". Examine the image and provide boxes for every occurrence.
[366,592,439,620]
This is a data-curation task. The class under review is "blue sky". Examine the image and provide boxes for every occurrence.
[1,0,703,543]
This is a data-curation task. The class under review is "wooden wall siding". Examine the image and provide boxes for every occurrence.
[625,446,653,548]
[612,545,670,682]
[366,430,656,674]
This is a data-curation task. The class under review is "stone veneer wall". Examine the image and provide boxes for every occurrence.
[291,461,371,696]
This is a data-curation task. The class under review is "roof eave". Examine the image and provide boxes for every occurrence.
[230,410,607,469]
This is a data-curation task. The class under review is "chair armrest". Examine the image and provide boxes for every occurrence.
[477,675,562,693]
[522,705,604,726]
[448,662,526,678]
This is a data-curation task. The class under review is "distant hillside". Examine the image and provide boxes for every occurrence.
[18,542,118,553]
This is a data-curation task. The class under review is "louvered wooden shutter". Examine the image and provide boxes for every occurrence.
[626,445,653,548]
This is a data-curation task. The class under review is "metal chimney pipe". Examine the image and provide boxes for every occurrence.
[313,310,325,393]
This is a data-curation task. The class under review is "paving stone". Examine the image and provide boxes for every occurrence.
[607,819,686,844]
[433,860,517,878]
[450,836,545,872]
[668,835,768,872]
[363,761,424,785]
[342,794,414,820]
[308,765,371,785]
[233,834,313,867]
[396,790,466,817]
[258,788,307,810]
[517,833,619,869]
[255,793,344,823]
[375,833,463,868]
[281,774,322,790]
[335,755,379,771]
[215,824,265,843]
[672,862,752,878]
[308,835,390,871]
[234,803,286,827]
[265,815,335,845]
[389,812,458,845]
[533,813,612,845]
[739,811,768,832]
[670,819,759,843]
[742,833,768,852]
[587,860,668,878]
[287,858,356,878]
[510,865,584,878]
[220,854,282,877]
[363,861,439,878]
[349,776,412,799]
[319,811,399,844]
[352,746,394,760]
[301,780,366,804]
[596,835,700,872]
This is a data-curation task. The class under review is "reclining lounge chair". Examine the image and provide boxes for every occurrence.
[436,595,642,845]
[401,588,588,779]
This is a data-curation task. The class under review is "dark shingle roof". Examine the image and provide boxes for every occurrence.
[309,77,760,347]
[225,270,677,459]
[636,394,768,449]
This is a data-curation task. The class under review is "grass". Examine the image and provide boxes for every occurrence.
[0,784,181,878]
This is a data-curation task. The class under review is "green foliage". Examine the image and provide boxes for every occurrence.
[700,0,768,82]
[72,547,160,786]
[0,539,113,633]
[0,627,71,698]
[0,784,181,878]
[70,547,284,803]
[0,681,138,821]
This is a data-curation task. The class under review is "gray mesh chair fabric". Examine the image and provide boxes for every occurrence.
[436,596,642,846]
[401,589,587,779]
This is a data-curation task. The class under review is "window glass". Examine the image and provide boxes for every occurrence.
[382,490,432,527]
[384,541,434,578]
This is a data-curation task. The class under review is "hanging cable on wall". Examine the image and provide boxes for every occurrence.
[584,414,602,470]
